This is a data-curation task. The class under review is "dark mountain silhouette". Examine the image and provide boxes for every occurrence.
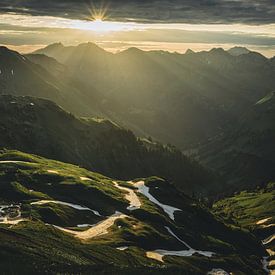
[0,94,217,196]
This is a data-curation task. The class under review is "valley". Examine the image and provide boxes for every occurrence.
[0,43,274,274]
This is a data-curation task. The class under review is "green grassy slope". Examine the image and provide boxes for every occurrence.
[0,150,266,274]
[213,183,275,273]
[213,183,275,228]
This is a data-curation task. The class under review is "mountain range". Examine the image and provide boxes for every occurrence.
[0,43,274,274]
[1,43,275,191]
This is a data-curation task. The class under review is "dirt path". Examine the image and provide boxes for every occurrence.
[54,211,127,240]
[113,181,141,210]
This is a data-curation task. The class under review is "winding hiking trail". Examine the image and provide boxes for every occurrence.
[54,211,127,240]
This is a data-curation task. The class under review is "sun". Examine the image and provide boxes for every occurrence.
[72,4,137,33]
[93,18,103,23]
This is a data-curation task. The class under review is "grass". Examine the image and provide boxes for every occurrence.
[0,150,267,274]
[213,183,275,228]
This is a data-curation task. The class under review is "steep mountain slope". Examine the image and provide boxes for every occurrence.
[0,46,102,117]
[0,95,216,196]
[196,91,275,194]
[25,53,66,76]
[213,183,275,273]
[34,43,275,149]
[0,46,61,100]
[0,150,267,274]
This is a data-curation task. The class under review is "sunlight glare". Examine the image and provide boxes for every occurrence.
[73,18,138,33]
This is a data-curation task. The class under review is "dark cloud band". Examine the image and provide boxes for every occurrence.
[0,0,275,24]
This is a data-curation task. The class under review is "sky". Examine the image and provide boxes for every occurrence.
[0,0,275,57]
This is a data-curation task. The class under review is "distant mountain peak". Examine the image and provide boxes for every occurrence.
[33,42,64,54]
[78,42,101,49]
[185,49,194,55]
[228,46,250,56]
[0,45,9,52]
[121,47,144,54]
[209,48,226,54]
[0,46,24,61]
[0,46,16,55]
[47,42,64,48]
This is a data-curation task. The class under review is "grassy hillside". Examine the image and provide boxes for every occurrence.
[213,183,275,273]
[213,183,275,228]
[0,150,267,274]
[0,94,217,196]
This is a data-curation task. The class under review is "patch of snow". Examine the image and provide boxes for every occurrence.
[91,210,101,217]
[207,269,229,275]
[257,217,272,225]
[113,181,141,211]
[146,226,214,262]
[262,234,275,245]
[30,200,101,216]
[30,103,34,106]
[80,177,92,181]
[262,257,270,274]
[77,224,93,228]
[131,181,181,220]
[165,226,191,249]
[165,226,214,257]
[261,224,275,229]
[0,160,33,165]
[116,246,128,251]
[47,170,59,174]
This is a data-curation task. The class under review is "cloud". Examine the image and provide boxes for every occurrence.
[0,0,275,24]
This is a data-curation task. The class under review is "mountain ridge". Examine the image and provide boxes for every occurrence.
[0,94,217,196]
